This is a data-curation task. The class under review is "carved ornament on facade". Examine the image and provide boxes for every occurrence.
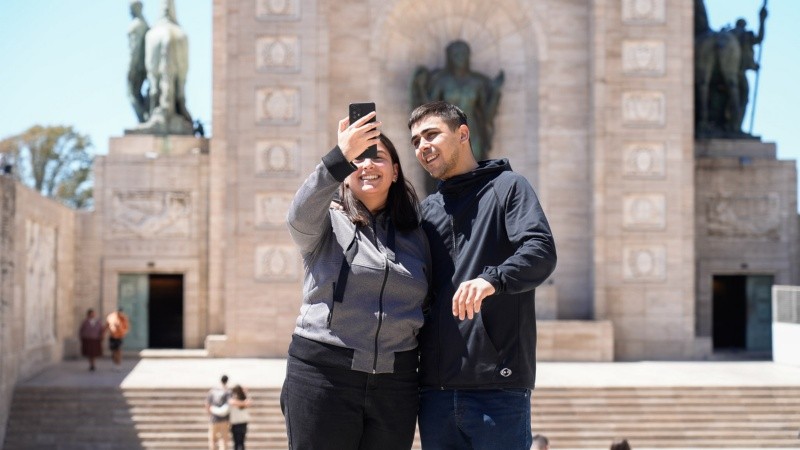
[623,142,666,178]
[256,192,295,228]
[622,91,665,127]
[706,193,781,240]
[110,191,192,238]
[25,220,57,348]
[255,140,299,175]
[622,0,666,24]
[256,87,300,125]
[256,35,300,72]
[622,40,665,76]
[623,193,666,230]
[256,0,300,21]
[255,244,299,281]
[623,245,667,282]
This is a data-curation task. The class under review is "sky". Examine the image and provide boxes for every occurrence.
[0,1,797,179]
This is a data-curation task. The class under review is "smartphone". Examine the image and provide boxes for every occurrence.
[349,102,378,159]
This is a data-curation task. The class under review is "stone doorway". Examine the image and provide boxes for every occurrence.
[712,275,773,353]
[118,273,184,350]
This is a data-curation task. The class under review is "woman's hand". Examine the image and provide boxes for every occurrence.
[337,112,380,162]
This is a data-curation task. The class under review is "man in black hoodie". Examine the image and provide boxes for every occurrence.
[409,101,557,449]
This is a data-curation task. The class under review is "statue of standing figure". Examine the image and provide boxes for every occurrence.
[127,0,149,123]
[126,0,194,135]
[411,40,504,162]
[694,0,767,138]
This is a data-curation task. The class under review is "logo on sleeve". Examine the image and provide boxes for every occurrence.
[500,368,512,377]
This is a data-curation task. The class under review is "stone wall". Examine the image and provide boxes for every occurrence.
[0,177,77,445]
[695,140,799,353]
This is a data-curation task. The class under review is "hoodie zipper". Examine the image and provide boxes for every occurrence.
[373,255,389,373]
[438,214,458,388]
[372,217,389,374]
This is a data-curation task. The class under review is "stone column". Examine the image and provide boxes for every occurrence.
[591,0,697,359]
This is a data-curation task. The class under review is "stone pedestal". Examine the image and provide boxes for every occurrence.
[87,134,211,350]
[694,139,798,357]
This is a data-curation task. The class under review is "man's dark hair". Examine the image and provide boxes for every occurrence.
[532,434,549,449]
[221,375,229,384]
[339,133,420,231]
[408,101,468,132]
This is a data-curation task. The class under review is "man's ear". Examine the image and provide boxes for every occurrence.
[458,124,470,143]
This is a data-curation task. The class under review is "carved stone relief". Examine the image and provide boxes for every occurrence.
[110,191,192,238]
[256,0,300,21]
[623,193,666,230]
[255,244,299,281]
[623,142,666,178]
[623,245,667,282]
[255,140,299,176]
[256,192,295,228]
[622,91,665,127]
[256,87,300,125]
[706,193,781,240]
[622,0,666,24]
[622,40,665,76]
[25,220,57,348]
[256,36,300,72]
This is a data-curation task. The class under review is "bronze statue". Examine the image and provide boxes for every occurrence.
[694,0,767,138]
[411,40,504,161]
[127,0,149,123]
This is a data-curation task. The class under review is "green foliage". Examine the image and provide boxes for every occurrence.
[0,125,94,209]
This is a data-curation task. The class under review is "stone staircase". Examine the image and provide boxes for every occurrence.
[531,387,800,448]
[4,385,800,449]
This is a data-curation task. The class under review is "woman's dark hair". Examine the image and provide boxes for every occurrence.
[610,439,631,450]
[231,384,247,401]
[339,133,420,231]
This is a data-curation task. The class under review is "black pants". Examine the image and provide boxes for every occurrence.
[231,423,247,450]
[280,354,419,450]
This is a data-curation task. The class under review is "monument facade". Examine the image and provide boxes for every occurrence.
[13,0,795,366]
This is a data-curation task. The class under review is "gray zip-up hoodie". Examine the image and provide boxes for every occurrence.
[286,147,431,374]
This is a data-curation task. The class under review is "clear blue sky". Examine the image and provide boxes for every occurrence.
[0,1,797,170]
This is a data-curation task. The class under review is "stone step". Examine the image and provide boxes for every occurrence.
[6,385,800,449]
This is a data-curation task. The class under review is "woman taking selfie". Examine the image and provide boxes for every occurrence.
[282,110,430,450]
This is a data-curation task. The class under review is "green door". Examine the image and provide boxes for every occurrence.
[746,275,773,352]
[118,274,149,350]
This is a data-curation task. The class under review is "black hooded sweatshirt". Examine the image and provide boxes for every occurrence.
[419,158,557,389]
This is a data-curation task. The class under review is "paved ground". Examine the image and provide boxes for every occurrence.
[19,356,800,389]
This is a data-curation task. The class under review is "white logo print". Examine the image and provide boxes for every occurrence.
[500,368,512,377]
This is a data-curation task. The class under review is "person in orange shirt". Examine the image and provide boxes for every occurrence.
[106,307,130,370]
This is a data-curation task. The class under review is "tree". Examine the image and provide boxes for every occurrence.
[0,125,94,209]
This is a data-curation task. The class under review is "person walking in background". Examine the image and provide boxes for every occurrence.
[281,111,430,449]
[610,438,632,450]
[228,384,251,450]
[206,374,231,450]
[105,307,130,370]
[532,434,550,450]
[79,309,104,371]
[408,101,557,449]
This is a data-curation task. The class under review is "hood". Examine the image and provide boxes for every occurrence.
[438,158,511,196]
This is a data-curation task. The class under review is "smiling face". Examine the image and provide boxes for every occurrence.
[410,115,471,180]
[345,141,398,213]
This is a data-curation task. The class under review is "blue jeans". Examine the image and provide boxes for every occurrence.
[418,388,532,450]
